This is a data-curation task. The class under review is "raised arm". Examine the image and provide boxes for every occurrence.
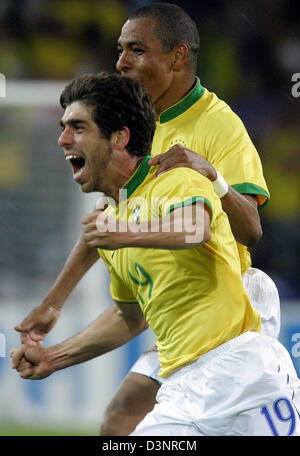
[14,232,99,345]
[11,301,147,380]
[14,196,111,344]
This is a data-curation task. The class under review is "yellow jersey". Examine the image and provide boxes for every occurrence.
[152,78,270,274]
[98,157,261,377]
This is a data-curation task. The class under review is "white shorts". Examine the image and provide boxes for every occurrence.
[130,331,300,436]
[130,267,281,384]
[242,267,280,338]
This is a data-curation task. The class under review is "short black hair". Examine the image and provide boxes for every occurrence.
[129,2,199,71]
[60,72,156,157]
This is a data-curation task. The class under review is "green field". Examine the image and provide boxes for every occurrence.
[0,424,98,436]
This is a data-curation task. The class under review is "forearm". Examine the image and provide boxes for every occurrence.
[126,224,205,249]
[44,303,146,372]
[125,205,211,249]
[42,233,99,310]
[221,188,262,247]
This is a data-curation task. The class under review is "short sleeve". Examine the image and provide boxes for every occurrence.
[152,168,217,222]
[97,248,137,303]
[203,110,270,207]
[109,270,137,303]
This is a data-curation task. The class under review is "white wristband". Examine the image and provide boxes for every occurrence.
[212,171,229,198]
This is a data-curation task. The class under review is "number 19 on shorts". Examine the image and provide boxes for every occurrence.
[261,397,299,436]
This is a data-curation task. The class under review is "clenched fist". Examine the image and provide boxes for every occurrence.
[10,344,54,380]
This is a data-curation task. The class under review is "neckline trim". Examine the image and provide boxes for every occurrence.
[159,77,204,124]
[120,155,152,200]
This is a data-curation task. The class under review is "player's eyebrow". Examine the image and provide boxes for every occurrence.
[60,119,88,128]
[117,40,147,49]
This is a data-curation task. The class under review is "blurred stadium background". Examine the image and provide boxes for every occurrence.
[0,0,299,435]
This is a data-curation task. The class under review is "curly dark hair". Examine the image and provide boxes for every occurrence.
[60,72,156,157]
[129,2,199,72]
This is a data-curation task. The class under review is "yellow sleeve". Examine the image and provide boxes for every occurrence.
[97,248,137,303]
[202,110,270,207]
[152,168,216,221]
[109,271,137,303]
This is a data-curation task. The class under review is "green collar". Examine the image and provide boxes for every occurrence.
[120,155,151,200]
[159,77,204,124]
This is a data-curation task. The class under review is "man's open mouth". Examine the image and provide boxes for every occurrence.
[65,154,86,179]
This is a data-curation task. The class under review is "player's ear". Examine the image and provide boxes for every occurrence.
[111,127,130,151]
[172,44,188,70]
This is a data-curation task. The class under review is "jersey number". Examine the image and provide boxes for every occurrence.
[261,397,298,436]
[129,263,153,305]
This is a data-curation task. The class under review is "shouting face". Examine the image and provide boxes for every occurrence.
[58,101,113,193]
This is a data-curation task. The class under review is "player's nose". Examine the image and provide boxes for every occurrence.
[116,50,132,73]
[58,127,73,148]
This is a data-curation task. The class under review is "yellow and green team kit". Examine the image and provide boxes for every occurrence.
[98,161,261,377]
[98,79,268,378]
[153,77,270,274]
